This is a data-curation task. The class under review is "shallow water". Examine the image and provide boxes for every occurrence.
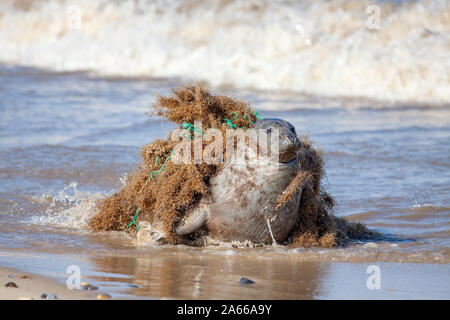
[0,65,449,298]
[0,251,449,299]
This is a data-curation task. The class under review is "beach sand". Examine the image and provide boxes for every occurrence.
[0,266,100,300]
[1,251,448,300]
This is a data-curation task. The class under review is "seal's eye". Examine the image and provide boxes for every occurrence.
[266,128,272,134]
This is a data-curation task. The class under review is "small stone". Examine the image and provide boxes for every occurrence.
[96,293,111,299]
[41,293,57,299]
[82,283,98,291]
[20,275,32,279]
[5,282,18,288]
[239,277,255,285]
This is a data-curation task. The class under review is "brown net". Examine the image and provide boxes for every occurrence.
[88,85,378,246]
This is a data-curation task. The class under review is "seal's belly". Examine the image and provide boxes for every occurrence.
[207,189,302,244]
[206,163,300,244]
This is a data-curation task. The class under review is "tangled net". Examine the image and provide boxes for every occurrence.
[89,85,377,247]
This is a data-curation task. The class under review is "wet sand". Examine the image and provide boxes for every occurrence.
[0,266,97,300]
[1,251,448,300]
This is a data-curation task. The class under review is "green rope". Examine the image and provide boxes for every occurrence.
[127,207,140,231]
[223,118,238,129]
[182,122,204,140]
[243,114,254,125]
[223,110,262,130]
[150,150,174,179]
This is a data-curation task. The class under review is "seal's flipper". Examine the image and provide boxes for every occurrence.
[175,206,208,236]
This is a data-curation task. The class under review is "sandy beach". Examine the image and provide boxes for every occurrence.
[0,250,448,300]
[0,266,102,300]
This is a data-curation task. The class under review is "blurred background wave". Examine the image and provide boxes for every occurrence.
[0,0,449,105]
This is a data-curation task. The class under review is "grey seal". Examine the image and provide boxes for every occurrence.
[144,118,303,245]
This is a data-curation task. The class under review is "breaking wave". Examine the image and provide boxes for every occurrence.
[0,0,449,104]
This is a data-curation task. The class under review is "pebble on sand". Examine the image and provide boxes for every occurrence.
[239,277,255,285]
[96,293,111,299]
[5,282,18,288]
[41,293,57,299]
[81,282,98,291]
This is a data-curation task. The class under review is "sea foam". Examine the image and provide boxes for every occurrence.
[0,0,448,105]
[30,182,104,229]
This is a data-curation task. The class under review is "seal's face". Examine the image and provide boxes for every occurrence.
[252,118,302,164]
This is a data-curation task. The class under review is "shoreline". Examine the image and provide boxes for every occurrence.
[1,251,449,299]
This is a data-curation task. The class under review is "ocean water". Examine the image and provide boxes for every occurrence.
[0,0,449,104]
[0,0,449,299]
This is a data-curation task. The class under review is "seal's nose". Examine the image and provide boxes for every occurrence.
[252,118,302,163]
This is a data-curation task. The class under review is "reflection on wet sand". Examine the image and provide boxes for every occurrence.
[89,251,328,299]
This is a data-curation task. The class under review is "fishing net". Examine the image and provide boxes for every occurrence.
[89,85,377,246]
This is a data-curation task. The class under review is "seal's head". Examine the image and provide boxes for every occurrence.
[252,118,302,164]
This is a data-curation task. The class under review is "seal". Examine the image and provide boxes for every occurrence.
[145,118,304,245]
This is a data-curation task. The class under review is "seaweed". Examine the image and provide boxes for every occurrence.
[89,85,376,247]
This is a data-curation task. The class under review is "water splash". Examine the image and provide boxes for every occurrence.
[30,182,104,229]
[118,173,129,187]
